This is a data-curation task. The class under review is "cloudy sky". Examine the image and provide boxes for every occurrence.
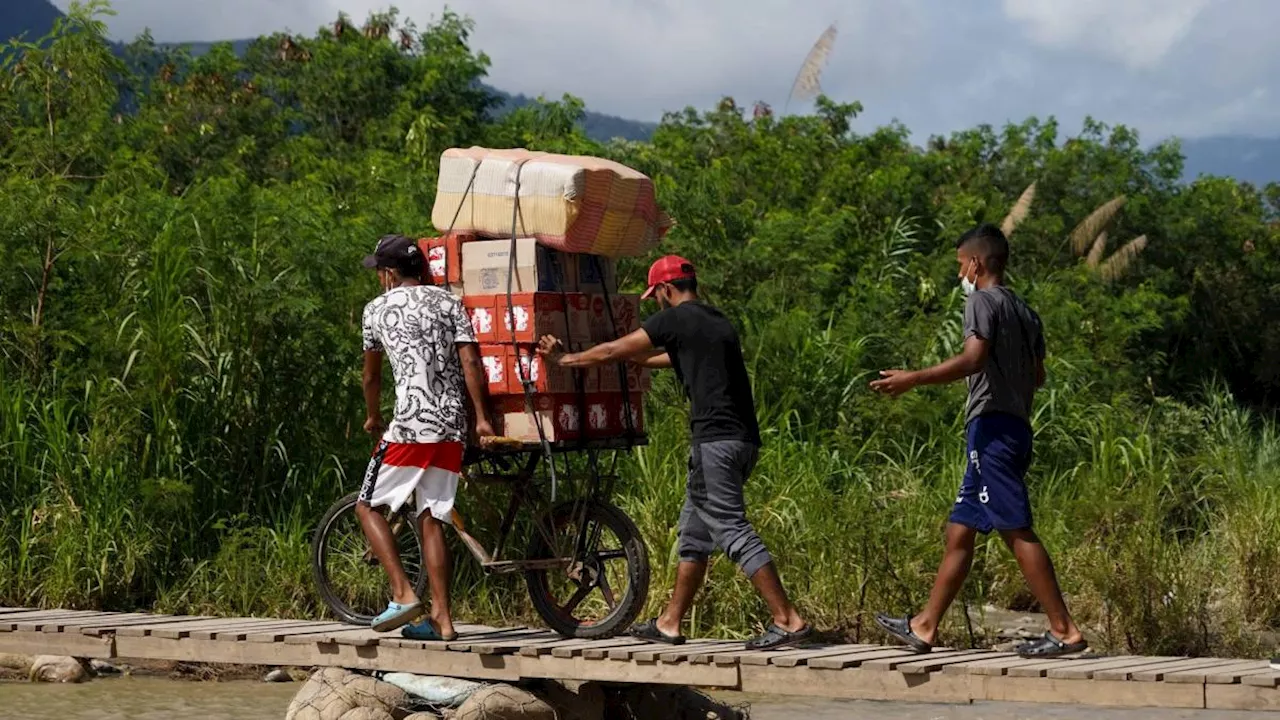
[54,0,1277,141]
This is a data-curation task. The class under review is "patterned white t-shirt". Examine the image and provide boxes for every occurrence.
[361,285,477,444]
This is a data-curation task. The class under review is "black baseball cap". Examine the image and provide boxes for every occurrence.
[362,234,420,269]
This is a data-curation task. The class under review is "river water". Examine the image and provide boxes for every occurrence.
[0,677,1274,719]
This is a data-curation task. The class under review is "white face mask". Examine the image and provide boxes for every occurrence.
[960,260,978,296]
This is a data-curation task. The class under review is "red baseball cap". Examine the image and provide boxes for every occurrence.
[640,255,697,300]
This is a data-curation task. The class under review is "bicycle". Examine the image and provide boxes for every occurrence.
[310,437,651,639]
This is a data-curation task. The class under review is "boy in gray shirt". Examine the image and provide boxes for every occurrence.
[868,223,1086,659]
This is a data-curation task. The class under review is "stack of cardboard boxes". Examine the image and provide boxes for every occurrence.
[417,234,650,444]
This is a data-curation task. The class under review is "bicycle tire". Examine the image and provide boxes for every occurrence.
[525,499,650,639]
[311,490,428,626]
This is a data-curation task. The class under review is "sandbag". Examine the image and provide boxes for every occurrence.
[431,147,673,258]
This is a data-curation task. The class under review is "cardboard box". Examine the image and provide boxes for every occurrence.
[508,345,578,395]
[585,293,642,342]
[599,362,651,393]
[479,344,508,396]
[574,254,617,295]
[418,233,472,287]
[495,293,568,345]
[464,296,498,343]
[612,393,645,435]
[461,238,573,295]
[495,394,581,442]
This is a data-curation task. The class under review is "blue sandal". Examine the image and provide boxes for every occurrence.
[401,618,458,642]
[371,601,423,632]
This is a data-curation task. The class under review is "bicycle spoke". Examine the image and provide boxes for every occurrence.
[562,584,593,615]
[598,573,617,610]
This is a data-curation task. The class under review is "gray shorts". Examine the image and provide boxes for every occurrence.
[677,440,772,578]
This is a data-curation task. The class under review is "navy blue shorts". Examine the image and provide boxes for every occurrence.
[948,413,1034,533]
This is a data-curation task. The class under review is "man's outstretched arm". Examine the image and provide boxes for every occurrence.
[869,335,989,397]
[539,329,656,368]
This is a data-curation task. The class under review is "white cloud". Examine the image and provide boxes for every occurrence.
[1001,0,1216,69]
[47,0,1280,140]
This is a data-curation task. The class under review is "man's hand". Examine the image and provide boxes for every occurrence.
[869,369,919,397]
[537,335,565,363]
[364,414,386,437]
[474,417,496,439]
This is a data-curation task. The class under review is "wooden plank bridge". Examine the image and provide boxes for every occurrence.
[3,607,1279,712]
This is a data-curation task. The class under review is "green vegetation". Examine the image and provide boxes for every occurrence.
[2,3,1279,657]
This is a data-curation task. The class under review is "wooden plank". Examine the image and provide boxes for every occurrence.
[581,638,651,660]
[14,612,121,632]
[0,630,115,659]
[114,634,520,681]
[863,649,985,672]
[763,644,883,668]
[659,642,740,664]
[469,631,562,655]
[520,653,739,688]
[132,617,285,639]
[631,640,726,663]
[808,647,927,670]
[75,614,195,636]
[53,612,157,633]
[1131,657,1236,682]
[895,651,1012,675]
[206,621,337,641]
[1242,671,1280,688]
[0,607,34,615]
[1166,659,1269,684]
[949,655,1071,677]
[245,623,366,643]
[696,643,857,667]
[283,627,383,646]
[1206,683,1280,711]
[978,675,1205,709]
[519,637,599,658]
[447,628,546,653]
[740,664,972,703]
[1044,656,1176,680]
[1004,655,1095,679]
[1093,657,1211,681]
[555,637,650,659]
[0,609,106,630]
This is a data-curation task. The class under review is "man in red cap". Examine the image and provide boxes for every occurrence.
[538,255,811,650]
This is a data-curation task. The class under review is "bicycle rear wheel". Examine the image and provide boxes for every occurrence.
[525,499,650,638]
[311,491,428,626]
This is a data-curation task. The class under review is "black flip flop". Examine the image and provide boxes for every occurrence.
[745,623,813,651]
[874,613,933,653]
[629,618,686,645]
[1016,631,1088,659]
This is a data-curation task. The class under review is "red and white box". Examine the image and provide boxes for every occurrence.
[464,296,498,343]
[598,362,651,393]
[479,344,508,396]
[508,345,577,395]
[495,293,568,345]
[495,394,581,442]
[585,294,642,342]
[611,393,645,435]
[417,233,471,287]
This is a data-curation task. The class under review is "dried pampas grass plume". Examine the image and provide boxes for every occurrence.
[1070,195,1127,256]
[1086,231,1109,268]
[1099,235,1149,282]
[787,23,837,112]
[1000,182,1037,237]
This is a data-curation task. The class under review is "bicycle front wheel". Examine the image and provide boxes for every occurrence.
[525,499,650,639]
[311,491,427,626]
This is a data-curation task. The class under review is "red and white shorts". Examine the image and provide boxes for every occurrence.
[359,441,464,522]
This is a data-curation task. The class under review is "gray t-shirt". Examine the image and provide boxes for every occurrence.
[962,286,1045,425]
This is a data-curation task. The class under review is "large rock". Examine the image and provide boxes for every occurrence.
[616,686,745,720]
[29,656,89,684]
[0,654,32,672]
[455,685,557,720]
[287,668,359,720]
[286,669,413,720]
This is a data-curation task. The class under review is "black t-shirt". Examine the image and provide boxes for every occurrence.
[641,301,762,446]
